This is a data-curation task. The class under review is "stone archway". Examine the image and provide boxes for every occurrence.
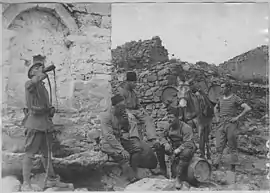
[3,5,77,109]
[3,3,78,32]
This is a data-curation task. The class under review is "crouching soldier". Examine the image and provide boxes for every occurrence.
[100,94,159,182]
[21,55,69,191]
[160,107,197,189]
[117,71,167,176]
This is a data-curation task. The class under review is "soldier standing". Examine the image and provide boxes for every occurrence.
[213,81,251,171]
[21,55,68,191]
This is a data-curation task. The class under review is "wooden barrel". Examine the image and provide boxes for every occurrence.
[186,156,212,186]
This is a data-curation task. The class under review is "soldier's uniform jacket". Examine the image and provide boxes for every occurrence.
[23,73,53,131]
[161,119,194,149]
[120,82,140,110]
[99,110,140,153]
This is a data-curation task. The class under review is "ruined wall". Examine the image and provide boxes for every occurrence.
[111,61,269,133]
[219,45,269,84]
[2,3,112,158]
[112,36,169,69]
[2,3,112,126]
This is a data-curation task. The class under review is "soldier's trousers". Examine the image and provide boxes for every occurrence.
[103,137,158,169]
[127,108,157,140]
[171,141,196,181]
[23,129,56,183]
[127,108,167,172]
[214,120,238,165]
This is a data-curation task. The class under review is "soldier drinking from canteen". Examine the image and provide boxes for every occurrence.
[160,107,197,189]
[213,81,251,172]
[117,71,167,176]
[21,55,68,191]
[99,94,160,182]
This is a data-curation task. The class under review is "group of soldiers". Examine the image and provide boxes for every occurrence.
[20,54,251,191]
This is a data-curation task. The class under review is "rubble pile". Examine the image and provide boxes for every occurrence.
[112,36,169,69]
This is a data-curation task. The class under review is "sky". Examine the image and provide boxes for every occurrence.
[111,3,268,65]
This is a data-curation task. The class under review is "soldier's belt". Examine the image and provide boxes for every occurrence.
[29,106,50,115]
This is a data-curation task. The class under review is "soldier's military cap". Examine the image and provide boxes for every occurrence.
[27,55,46,79]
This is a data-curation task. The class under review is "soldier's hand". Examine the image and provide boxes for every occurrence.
[173,147,183,155]
[43,64,56,73]
[49,106,55,117]
[121,150,130,160]
[164,143,172,153]
[151,139,161,150]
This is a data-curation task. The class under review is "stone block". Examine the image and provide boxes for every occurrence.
[124,178,175,191]
[2,151,108,179]
[101,16,111,29]
[2,176,21,192]
[147,74,158,82]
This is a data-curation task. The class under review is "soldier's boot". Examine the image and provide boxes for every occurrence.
[155,147,168,178]
[199,131,206,159]
[175,176,183,190]
[174,160,188,190]
[41,157,71,188]
[21,182,42,192]
[46,175,73,188]
[121,162,139,183]
[22,155,42,192]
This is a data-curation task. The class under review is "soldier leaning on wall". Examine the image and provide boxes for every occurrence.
[116,71,167,177]
[99,94,159,182]
[21,55,69,191]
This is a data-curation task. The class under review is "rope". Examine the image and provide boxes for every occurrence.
[53,69,59,111]
[43,73,55,190]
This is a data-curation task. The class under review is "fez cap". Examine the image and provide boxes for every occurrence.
[111,94,125,106]
[33,54,46,65]
[126,71,137,81]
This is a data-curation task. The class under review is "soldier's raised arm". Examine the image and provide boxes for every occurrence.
[25,71,48,92]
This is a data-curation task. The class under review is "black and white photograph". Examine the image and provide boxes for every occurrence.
[2,1,269,192]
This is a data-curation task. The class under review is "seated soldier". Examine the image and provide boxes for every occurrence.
[160,107,197,189]
[117,71,167,176]
[99,94,158,182]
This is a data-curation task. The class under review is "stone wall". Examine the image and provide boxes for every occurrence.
[219,45,269,84]
[2,3,112,128]
[111,60,269,132]
[2,3,112,159]
[111,61,182,132]
[112,36,169,69]
[110,37,268,133]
